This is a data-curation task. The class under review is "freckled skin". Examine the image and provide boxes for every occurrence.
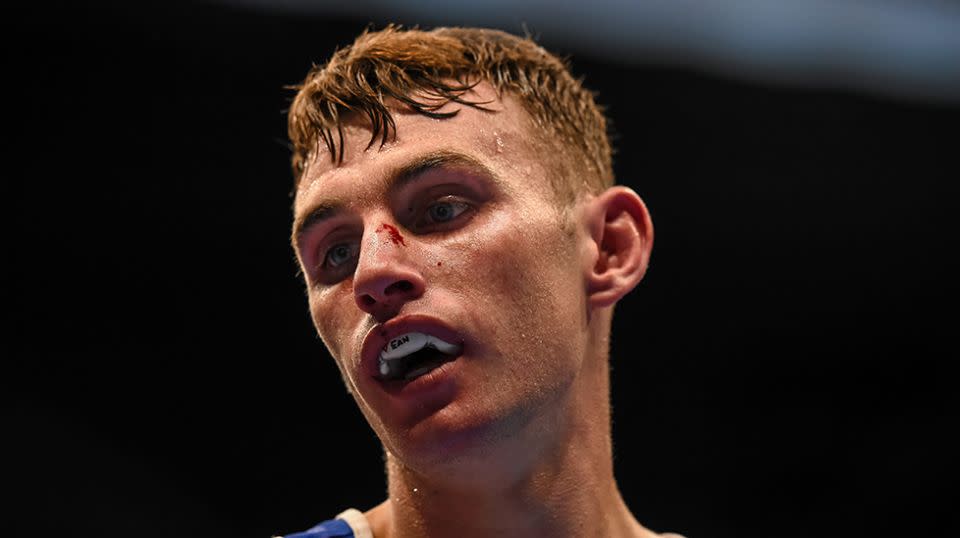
[292,83,658,538]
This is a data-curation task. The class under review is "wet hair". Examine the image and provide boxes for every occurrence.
[287,25,614,201]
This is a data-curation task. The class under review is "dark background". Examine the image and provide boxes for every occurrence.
[7,2,958,537]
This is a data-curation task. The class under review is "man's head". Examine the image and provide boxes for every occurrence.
[288,26,653,485]
[288,25,613,204]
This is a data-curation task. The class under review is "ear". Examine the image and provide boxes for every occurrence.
[582,186,654,309]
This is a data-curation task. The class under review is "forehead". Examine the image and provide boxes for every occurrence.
[292,82,546,214]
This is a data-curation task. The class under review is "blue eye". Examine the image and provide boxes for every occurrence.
[324,242,357,268]
[426,200,468,223]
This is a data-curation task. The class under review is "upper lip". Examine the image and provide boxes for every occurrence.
[359,314,465,379]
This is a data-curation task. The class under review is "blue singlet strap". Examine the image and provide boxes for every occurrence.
[284,517,355,538]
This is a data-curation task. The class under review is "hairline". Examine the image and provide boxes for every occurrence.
[293,90,600,208]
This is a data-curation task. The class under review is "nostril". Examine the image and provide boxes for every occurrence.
[387,280,414,294]
[356,279,421,311]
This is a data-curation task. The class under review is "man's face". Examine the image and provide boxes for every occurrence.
[292,83,593,473]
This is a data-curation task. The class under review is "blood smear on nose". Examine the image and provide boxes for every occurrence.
[376,223,406,246]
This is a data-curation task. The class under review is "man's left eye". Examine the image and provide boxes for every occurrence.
[425,200,469,224]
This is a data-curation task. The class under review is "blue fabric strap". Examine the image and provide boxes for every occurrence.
[284,517,355,538]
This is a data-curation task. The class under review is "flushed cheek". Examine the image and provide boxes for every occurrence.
[308,291,377,405]
[308,289,356,361]
[458,211,583,371]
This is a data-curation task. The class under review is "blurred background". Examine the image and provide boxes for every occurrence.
[7,1,958,537]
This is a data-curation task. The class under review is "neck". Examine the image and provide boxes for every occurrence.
[366,318,654,538]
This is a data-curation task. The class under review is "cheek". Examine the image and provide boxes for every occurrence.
[308,287,355,360]
[452,209,586,372]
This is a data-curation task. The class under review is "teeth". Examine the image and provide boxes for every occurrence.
[427,336,460,355]
[381,332,430,361]
[379,332,461,361]
[377,331,463,380]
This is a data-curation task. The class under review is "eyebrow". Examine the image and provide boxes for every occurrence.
[291,150,498,249]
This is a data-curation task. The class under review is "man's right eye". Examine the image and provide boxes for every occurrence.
[323,242,358,269]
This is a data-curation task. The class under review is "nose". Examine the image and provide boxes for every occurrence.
[352,223,426,318]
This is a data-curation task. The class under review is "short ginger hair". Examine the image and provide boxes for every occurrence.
[287,25,614,201]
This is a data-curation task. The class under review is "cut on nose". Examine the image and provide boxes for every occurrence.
[352,221,425,315]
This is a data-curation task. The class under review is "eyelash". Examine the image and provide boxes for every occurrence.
[312,196,475,281]
[416,198,471,227]
[323,242,358,269]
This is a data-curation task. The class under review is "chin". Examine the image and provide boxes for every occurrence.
[384,395,545,483]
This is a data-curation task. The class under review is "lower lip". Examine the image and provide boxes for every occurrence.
[377,355,461,399]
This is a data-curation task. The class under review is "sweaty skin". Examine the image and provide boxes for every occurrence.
[292,82,659,538]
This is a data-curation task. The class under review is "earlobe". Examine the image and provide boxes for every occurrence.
[583,186,654,309]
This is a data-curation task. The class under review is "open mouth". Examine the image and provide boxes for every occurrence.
[378,332,463,382]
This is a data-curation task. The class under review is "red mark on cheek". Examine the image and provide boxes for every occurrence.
[437,262,442,267]
[375,223,406,246]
